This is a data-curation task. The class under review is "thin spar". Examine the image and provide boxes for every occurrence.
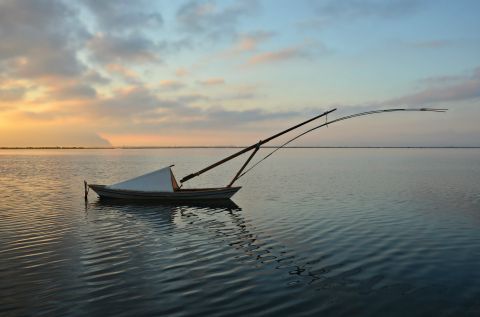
[234,107,447,182]
[180,108,337,184]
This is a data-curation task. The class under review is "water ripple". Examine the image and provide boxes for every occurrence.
[1,149,480,316]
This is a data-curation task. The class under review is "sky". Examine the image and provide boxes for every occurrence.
[0,0,479,147]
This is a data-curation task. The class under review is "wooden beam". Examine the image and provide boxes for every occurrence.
[180,108,337,183]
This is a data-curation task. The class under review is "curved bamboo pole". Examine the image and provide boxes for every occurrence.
[233,108,447,182]
[180,108,337,183]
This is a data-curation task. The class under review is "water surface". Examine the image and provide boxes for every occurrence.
[1,148,480,316]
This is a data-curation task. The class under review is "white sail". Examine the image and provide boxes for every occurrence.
[108,167,178,192]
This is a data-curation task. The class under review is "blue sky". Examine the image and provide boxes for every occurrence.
[0,0,479,146]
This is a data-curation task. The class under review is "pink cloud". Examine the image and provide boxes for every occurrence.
[159,79,185,91]
[175,68,189,77]
[197,78,225,86]
[106,63,139,80]
[234,31,274,52]
[246,46,306,66]
[388,67,480,105]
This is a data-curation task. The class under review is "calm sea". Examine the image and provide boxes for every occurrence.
[1,148,479,316]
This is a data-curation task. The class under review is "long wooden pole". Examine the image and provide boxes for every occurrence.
[227,142,261,187]
[180,108,337,183]
[233,107,447,181]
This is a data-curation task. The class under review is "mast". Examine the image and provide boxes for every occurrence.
[180,108,337,184]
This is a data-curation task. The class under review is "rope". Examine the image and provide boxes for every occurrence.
[235,107,446,181]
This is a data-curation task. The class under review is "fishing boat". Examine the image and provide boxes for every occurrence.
[86,107,445,201]
[87,166,241,201]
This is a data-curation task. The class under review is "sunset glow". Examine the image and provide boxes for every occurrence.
[0,0,479,147]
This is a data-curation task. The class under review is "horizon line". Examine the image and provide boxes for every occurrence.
[1,146,480,150]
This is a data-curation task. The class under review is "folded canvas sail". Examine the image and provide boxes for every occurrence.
[108,166,179,192]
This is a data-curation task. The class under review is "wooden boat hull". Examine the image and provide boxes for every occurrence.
[88,184,241,201]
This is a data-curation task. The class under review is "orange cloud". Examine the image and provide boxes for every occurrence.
[175,68,189,77]
[246,47,305,66]
[234,31,274,52]
[237,37,257,52]
[106,63,139,80]
[159,79,185,91]
[197,78,225,86]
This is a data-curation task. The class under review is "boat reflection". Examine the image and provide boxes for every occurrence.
[85,198,369,292]
[92,197,241,211]
[85,198,241,230]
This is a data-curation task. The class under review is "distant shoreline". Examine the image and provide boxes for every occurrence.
[1,146,479,150]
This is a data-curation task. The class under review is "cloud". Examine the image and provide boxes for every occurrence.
[175,68,189,77]
[175,87,261,102]
[48,83,97,100]
[197,78,225,86]
[301,0,427,30]
[196,107,297,128]
[0,0,300,146]
[386,67,480,105]
[88,33,160,64]
[213,85,262,101]
[0,87,27,102]
[176,93,210,104]
[247,48,301,65]
[218,91,258,100]
[0,0,88,79]
[89,106,294,145]
[313,0,425,19]
[176,0,260,40]
[234,31,275,52]
[81,0,195,62]
[83,70,111,85]
[4,83,168,126]
[245,40,328,66]
[418,75,464,86]
[246,46,308,66]
[23,83,295,134]
[96,105,298,134]
[159,80,185,91]
[105,64,141,82]
[333,66,480,110]
[90,86,167,119]
[15,110,63,122]
[82,0,163,32]
[12,53,85,80]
